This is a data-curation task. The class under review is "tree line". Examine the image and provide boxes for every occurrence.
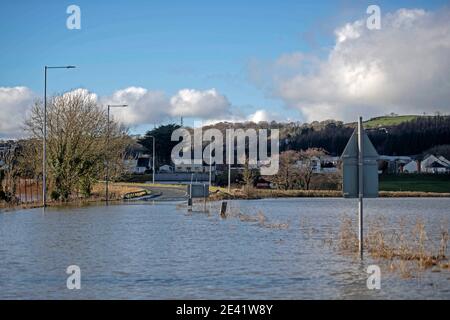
[137,115,450,168]
[188,116,450,157]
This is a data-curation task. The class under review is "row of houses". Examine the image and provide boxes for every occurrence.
[124,153,450,176]
[5,137,449,176]
[379,155,450,174]
[123,154,341,175]
[292,153,450,175]
[124,156,219,174]
[403,155,450,174]
[119,136,450,176]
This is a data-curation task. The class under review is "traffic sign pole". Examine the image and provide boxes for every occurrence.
[358,117,364,256]
[342,116,379,258]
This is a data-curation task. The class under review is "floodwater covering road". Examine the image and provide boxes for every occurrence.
[137,185,188,202]
[1,197,449,299]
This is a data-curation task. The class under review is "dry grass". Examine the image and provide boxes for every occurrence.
[208,188,450,201]
[90,182,146,200]
[330,214,450,275]
[0,202,43,211]
[390,260,415,279]
[337,215,359,252]
[202,203,290,230]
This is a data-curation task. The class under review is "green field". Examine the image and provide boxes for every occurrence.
[380,174,450,193]
[346,115,422,128]
[363,115,420,128]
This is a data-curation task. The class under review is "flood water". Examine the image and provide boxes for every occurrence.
[1,198,449,299]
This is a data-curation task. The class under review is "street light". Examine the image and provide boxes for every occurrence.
[148,135,156,184]
[106,104,128,205]
[43,65,76,207]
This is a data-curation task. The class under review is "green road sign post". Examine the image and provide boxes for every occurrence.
[341,117,379,256]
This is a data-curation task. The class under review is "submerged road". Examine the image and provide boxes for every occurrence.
[140,185,188,201]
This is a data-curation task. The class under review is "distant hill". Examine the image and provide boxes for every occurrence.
[140,114,450,159]
[346,115,422,129]
[364,115,423,128]
[321,115,450,156]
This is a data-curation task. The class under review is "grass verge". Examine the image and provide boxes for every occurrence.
[380,174,450,193]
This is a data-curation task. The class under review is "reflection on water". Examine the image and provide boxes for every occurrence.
[0,198,449,299]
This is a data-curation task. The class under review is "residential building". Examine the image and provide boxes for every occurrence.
[403,160,420,173]
[124,155,152,174]
[421,155,450,174]
[378,155,413,174]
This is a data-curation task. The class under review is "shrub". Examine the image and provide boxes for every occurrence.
[50,190,60,201]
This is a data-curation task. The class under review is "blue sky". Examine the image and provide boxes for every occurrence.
[1,0,449,136]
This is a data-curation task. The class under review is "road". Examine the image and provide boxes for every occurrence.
[140,185,188,201]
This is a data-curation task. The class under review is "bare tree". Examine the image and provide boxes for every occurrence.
[298,148,326,190]
[0,143,20,203]
[25,90,130,200]
[242,156,259,196]
[266,150,301,190]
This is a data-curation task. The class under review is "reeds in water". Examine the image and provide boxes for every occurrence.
[205,203,290,230]
[333,214,450,274]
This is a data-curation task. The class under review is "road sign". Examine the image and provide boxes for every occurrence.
[187,183,209,198]
[341,125,379,198]
[341,117,379,256]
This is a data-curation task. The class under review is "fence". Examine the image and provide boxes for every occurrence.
[1,178,42,206]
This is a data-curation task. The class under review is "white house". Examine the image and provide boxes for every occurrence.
[124,155,152,174]
[421,155,450,174]
[403,160,419,173]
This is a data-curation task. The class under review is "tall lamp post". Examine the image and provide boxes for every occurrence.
[148,135,156,184]
[43,65,76,207]
[106,104,128,204]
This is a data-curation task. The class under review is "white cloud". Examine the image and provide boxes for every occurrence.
[0,86,35,138]
[258,8,450,122]
[103,87,233,126]
[0,86,239,137]
[335,20,364,43]
[170,88,231,119]
[247,109,288,123]
[62,88,98,102]
[248,110,270,123]
[101,86,170,125]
